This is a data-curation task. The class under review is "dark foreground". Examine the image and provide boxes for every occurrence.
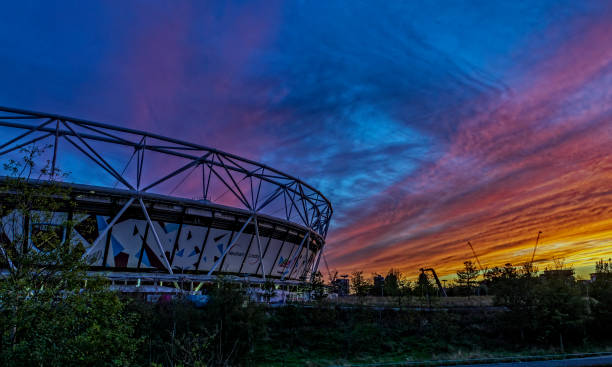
[3,267,612,366]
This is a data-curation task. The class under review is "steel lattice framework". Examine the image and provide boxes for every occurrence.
[0,106,332,283]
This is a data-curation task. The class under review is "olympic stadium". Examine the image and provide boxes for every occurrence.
[0,106,332,290]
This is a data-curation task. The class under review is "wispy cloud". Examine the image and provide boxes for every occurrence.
[0,1,611,278]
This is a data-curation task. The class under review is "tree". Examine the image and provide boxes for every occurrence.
[416,272,434,297]
[310,270,326,300]
[351,271,371,299]
[0,146,139,366]
[384,269,411,309]
[595,258,612,280]
[589,258,612,342]
[534,273,586,352]
[204,280,266,365]
[456,260,479,296]
[384,269,400,297]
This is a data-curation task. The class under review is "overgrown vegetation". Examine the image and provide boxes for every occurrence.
[0,147,139,366]
[2,149,612,366]
[126,260,612,366]
[128,281,266,367]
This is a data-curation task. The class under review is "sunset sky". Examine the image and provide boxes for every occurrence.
[1,1,612,279]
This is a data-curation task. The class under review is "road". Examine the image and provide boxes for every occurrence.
[441,355,612,367]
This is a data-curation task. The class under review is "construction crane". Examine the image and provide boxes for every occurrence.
[419,268,448,297]
[530,231,543,264]
[466,241,483,271]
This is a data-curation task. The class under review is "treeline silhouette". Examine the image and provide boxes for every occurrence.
[133,259,612,365]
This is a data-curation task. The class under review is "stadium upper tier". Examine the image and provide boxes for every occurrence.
[0,106,332,282]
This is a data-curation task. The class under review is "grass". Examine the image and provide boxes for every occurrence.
[253,340,612,366]
[319,296,494,309]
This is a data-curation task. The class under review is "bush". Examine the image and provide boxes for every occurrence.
[0,148,140,366]
[130,281,266,366]
[0,288,139,366]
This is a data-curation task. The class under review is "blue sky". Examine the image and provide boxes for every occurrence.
[1,1,612,277]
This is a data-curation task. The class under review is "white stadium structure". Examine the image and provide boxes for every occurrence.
[0,107,332,289]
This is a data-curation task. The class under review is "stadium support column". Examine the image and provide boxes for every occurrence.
[255,231,274,276]
[311,247,324,282]
[253,215,266,280]
[282,231,310,281]
[85,197,135,258]
[237,234,255,275]
[208,215,253,276]
[169,213,184,266]
[51,120,59,179]
[300,237,315,280]
[139,197,173,274]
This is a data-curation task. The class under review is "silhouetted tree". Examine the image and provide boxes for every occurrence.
[310,270,326,300]
[589,258,612,341]
[595,258,612,279]
[384,269,400,297]
[456,260,479,297]
[416,271,435,301]
[383,269,412,308]
[351,271,371,299]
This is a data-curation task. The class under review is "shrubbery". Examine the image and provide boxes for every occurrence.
[0,148,140,366]
[128,281,266,367]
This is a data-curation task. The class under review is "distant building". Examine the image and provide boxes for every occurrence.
[590,272,612,282]
[373,274,385,296]
[541,269,575,281]
[333,278,350,296]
